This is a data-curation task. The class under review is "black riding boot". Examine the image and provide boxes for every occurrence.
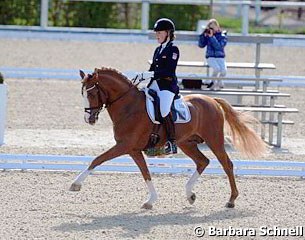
[163,114,177,154]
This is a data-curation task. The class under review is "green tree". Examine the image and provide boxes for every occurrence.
[114,3,141,29]
[150,4,210,31]
[0,0,40,25]
[65,2,116,28]
[0,1,210,30]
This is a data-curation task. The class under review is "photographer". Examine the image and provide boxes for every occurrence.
[198,19,227,90]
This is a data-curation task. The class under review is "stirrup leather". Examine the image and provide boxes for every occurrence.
[164,140,177,155]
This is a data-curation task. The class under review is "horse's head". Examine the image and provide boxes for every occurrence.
[80,67,135,125]
[80,69,107,125]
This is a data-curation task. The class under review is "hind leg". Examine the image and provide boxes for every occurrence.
[179,141,210,205]
[207,142,239,208]
[218,152,239,208]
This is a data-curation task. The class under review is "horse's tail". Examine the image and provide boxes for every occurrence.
[214,98,267,158]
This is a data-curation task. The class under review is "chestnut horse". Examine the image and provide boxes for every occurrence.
[70,67,266,209]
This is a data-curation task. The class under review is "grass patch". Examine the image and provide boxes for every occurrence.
[216,17,242,33]
[214,17,305,35]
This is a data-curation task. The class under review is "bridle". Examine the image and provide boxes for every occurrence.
[82,80,134,116]
[82,84,104,117]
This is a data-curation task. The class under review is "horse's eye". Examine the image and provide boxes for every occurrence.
[87,92,94,98]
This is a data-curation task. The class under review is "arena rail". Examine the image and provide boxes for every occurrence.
[39,0,305,35]
[1,67,305,87]
[42,0,253,34]
[0,154,304,177]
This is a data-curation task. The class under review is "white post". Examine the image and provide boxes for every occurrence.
[141,0,150,32]
[241,2,250,35]
[236,3,242,18]
[40,0,49,28]
[220,0,226,15]
[210,0,214,18]
[255,0,261,25]
[0,84,7,145]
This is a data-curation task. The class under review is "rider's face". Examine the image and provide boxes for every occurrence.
[155,31,168,44]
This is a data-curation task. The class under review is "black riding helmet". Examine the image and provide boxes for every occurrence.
[153,18,175,32]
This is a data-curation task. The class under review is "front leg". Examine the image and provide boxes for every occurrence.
[70,143,127,191]
[129,151,157,209]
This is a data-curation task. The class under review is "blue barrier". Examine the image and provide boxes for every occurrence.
[0,153,304,177]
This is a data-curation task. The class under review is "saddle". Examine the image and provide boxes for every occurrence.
[143,88,191,124]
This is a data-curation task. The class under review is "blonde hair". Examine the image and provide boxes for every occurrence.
[207,19,220,30]
[169,30,176,41]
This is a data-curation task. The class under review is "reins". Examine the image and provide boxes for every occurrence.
[106,83,135,108]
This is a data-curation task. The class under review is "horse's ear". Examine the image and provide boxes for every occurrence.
[79,70,85,79]
[94,68,99,77]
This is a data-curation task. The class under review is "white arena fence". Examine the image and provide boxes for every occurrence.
[0,154,304,177]
[2,67,305,87]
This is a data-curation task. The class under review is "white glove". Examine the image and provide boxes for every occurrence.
[131,71,154,85]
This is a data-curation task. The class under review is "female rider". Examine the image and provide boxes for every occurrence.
[147,18,180,154]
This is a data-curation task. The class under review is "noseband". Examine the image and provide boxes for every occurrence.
[82,84,104,117]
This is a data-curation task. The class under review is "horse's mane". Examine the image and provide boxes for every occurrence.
[96,67,132,85]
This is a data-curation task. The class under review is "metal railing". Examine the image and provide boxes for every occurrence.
[40,0,253,34]
[38,1,305,35]
[1,153,305,177]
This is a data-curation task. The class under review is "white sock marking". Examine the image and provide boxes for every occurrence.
[145,180,158,205]
[186,171,200,198]
[73,169,92,185]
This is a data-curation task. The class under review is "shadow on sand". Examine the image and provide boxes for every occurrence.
[53,208,253,238]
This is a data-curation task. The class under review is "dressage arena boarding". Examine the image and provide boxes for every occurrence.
[0,32,305,239]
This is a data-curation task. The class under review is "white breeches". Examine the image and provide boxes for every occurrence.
[149,80,175,117]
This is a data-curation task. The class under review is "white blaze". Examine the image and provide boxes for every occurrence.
[83,88,90,123]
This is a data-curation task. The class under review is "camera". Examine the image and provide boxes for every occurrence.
[203,28,213,35]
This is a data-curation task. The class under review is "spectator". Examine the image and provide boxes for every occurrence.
[198,19,227,90]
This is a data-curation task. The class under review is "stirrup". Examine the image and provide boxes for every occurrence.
[164,141,177,155]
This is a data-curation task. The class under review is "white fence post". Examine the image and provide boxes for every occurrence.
[242,1,250,35]
[141,0,150,32]
[40,0,49,28]
[0,84,7,145]
[255,0,261,24]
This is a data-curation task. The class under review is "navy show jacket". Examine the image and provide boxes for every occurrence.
[148,41,180,94]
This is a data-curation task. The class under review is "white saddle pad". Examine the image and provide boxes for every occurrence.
[143,88,191,124]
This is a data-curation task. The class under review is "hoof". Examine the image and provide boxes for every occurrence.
[225,202,235,208]
[141,203,153,210]
[69,183,81,191]
[187,193,196,205]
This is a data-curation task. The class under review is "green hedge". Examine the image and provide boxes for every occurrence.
[0,0,40,25]
[1,1,304,33]
[150,4,209,31]
[0,1,210,30]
